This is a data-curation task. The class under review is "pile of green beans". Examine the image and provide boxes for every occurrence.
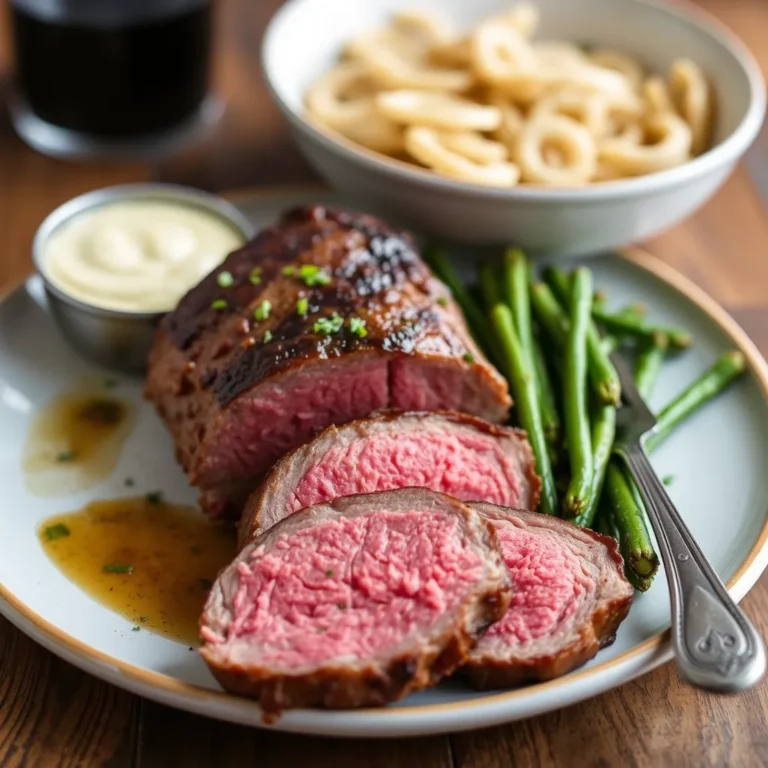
[424,247,748,592]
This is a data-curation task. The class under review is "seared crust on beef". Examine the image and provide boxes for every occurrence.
[200,489,512,714]
[145,206,511,517]
[463,503,633,689]
[237,410,542,548]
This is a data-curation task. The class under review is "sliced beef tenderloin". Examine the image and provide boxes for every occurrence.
[200,489,512,713]
[145,205,511,518]
[463,502,633,688]
[238,410,541,548]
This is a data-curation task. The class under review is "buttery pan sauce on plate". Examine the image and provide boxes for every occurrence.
[23,381,135,495]
[39,497,236,645]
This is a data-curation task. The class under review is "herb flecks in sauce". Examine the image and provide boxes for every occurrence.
[39,498,236,645]
[23,383,135,496]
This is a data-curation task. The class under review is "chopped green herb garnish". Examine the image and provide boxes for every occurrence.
[436,296,449,307]
[217,271,234,288]
[145,491,163,505]
[282,265,296,276]
[313,313,344,336]
[296,297,309,316]
[462,352,476,364]
[263,330,273,344]
[348,317,368,338]
[325,569,334,577]
[103,564,133,574]
[249,267,263,285]
[211,299,227,311]
[253,299,272,321]
[662,474,675,486]
[199,578,213,590]
[55,450,76,463]
[132,626,141,632]
[299,264,331,286]
[44,523,70,541]
[104,377,119,389]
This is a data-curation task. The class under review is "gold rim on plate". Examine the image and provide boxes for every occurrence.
[1,186,767,722]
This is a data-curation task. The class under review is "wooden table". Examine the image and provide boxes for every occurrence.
[1,1,767,765]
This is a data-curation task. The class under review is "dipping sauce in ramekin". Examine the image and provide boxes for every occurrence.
[33,184,255,372]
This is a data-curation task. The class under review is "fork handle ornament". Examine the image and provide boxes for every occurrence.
[615,443,766,692]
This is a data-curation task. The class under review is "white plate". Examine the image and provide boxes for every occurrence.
[1,188,767,738]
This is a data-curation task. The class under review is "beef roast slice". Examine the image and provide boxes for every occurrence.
[463,502,633,688]
[145,205,511,518]
[200,488,512,713]
[238,410,541,547]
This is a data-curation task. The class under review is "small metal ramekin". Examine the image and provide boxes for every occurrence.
[32,183,255,374]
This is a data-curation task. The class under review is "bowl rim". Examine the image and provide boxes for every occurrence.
[262,0,766,202]
[33,182,257,321]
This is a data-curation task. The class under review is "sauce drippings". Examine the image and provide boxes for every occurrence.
[23,382,135,496]
[39,497,236,646]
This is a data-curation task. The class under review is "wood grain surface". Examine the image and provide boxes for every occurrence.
[0,1,767,765]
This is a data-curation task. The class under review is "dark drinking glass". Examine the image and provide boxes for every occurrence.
[9,0,215,158]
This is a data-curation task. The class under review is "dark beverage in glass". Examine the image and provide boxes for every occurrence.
[9,0,215,157]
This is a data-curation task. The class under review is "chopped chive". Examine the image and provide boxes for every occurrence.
[55,450,76,463]
[103,564,133,574]
[313,313,344,336]
[211,299,227,311]
[436,296,449,307]
[44,523,70,541]
[462,352,476,364]
[282,265,295,276]
[253,299,271,322]
[324,569,334,577]
[217,271,234,288]
[263,330,273,344]
[248,267,262,285]
[349,317,368,338]
[145,491,163,505]
[299,264,331,286]
[199,578,213,590]
[132,626,141,632]
[296,297,309,316]
[662,474,675,486]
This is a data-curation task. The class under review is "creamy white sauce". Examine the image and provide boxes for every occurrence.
[43,200,245,312]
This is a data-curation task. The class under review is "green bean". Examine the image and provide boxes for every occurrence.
[504,249,532,353]
[573,401,615,528]
[532,341,561,451]
[544,267,620,405]
[592,306,691,349]
[530,281,570,346]
[634,332,668,401]
[490,304,558,515]
[479,261,502,308]
[603,462,659,588]
[647,351,746,452]
[563,268,594,516]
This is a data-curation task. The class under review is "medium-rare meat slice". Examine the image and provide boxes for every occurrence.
[145,205,511,518]
[238,410,541,547]
[200,489,512,713]
[463,502,633,688]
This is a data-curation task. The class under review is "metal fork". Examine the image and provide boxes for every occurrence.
[610,351,766,692]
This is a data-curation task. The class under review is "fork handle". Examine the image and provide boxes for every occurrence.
[615,443,766,692]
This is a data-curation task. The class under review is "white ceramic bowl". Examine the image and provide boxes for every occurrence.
[263,0,765,254]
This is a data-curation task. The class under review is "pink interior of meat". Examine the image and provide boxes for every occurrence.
[290,431,526,513]
[481,525,582,647]
[198,356,507,490]
[222,510,485,669]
